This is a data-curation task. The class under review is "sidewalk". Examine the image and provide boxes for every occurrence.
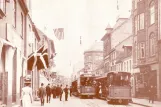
[132,98,161,107]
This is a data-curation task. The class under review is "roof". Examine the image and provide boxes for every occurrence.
[85,41,103,53]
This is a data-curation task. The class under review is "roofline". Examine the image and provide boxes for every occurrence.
[101,33,110,41]
[84,50,103,54]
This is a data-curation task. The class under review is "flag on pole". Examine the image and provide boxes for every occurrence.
[54,28,64,40]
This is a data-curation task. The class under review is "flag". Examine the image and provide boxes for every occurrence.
[54,28,64,40]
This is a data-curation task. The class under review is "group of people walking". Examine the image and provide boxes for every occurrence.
[21,81,72,107]
[38,83,71,106]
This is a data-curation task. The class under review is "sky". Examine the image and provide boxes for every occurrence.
[31,0,131,77]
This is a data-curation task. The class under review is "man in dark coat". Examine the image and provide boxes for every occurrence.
[56,85,60,98]
[46,84,51,103]
[64,85,69,101]
[149,85,155,103]
[39,83,46,106]
[69,86,72,97]
[59,84,63,101]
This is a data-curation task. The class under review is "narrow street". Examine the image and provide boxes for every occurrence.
[32,94,144,107]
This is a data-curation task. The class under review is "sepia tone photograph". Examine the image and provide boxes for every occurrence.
[0,0,161,107]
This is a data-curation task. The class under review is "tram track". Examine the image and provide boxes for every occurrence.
[79,97,144,107]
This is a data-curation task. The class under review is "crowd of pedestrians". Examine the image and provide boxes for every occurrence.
[38,83,72,106]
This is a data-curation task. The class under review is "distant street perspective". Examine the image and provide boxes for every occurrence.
[1,0,161,107]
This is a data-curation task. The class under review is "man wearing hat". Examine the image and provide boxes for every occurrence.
[21,77,33,107]
[38,83,46,106]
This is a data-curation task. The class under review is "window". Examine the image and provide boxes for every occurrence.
[137,15,140,30]
[127,61,128,71]
[140,42,145,58]
[21,13,24,38]
[129,60,131,71]
[149,1,155,25]
[135,16,137,35]
[134,41,137,62]
[140,13,144,29]
[149,33,156,56]
[124,62,126,71]
[0,0,5,12]
[134,0,138,9]
[13,0,16,28]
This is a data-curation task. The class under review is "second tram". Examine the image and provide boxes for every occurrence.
[95,71,132,104]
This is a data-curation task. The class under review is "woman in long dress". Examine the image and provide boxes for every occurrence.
[21,82,33,107]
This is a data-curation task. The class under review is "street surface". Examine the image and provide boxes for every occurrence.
[32,94,144,107]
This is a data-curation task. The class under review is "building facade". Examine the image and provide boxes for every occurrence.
[84,41,103,75]
[0,0,32,106]
[102,17,132,74]
[0,0,56,106]
[132,0,160,99]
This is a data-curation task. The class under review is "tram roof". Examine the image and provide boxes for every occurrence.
[95,75,107,80]
[107,71,131,75]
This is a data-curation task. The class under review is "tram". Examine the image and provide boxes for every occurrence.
[95,71,132,104]
[77,73,96,98]
[71,80,78,96]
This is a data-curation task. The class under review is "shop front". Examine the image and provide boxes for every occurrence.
[135,65,157,98]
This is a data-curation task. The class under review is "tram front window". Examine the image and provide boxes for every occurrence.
[80,77,94,86]
[109,73,130,86]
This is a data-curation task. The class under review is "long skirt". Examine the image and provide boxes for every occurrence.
[22,95,32,107]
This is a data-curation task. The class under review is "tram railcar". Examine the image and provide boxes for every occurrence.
[71,80,78,96]
[95,71,132,104]
[77,74,96,98]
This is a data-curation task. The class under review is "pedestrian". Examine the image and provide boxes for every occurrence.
[59,84,63,101]
[21,80,33,107]
[52,85,56,98]
[39,83,46,106]
[56,85,60,98]
[99,84,102,98]
[46,84,51,103]
[69,86,72,97]
[149,85,155,104]
[64,85,69,101]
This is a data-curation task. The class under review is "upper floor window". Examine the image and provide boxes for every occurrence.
[134,0,138,9]
[21,13,24,38]
[140,13,144,29]
[13,0,16,28]
[129,60,131,71]
[149,33,156,56]
[140,42,145,58]
[149,1,155,25]
[0,0,5,13]
[135,16,137,35]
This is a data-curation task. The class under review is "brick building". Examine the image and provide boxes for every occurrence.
[132,0,160,99]
[101,17,132,73]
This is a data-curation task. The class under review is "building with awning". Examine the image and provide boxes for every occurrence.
[27,28,56,71]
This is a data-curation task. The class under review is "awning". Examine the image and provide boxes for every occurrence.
[27,46,44,71]
[42,49,49,68]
